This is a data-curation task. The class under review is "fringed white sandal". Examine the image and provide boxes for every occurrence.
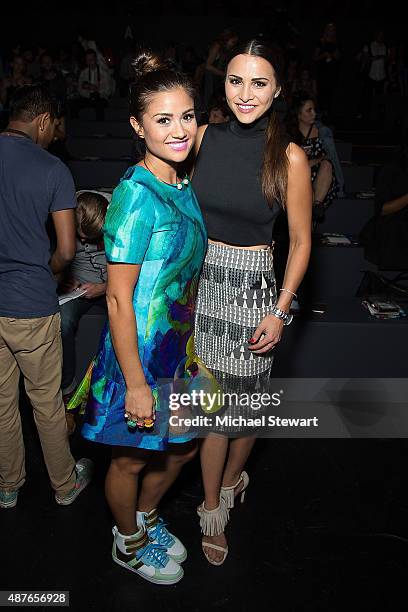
[220,471,249,509]
[197,498,229,566]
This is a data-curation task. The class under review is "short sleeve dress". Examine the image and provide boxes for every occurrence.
[81,165,208,450]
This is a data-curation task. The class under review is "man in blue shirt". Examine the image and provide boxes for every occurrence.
[0,84,92,509]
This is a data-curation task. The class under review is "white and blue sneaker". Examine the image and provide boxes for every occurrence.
[0,489,18,509]
[112,525,184,585]
[137,508,187,563]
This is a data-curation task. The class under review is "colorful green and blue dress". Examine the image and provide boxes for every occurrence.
[81,165,208,450]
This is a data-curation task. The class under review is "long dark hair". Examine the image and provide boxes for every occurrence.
[226,39,288,207]
[286,90,316,146]
[129,50,196,161]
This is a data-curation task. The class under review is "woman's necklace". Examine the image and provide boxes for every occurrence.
[143,157,189,190]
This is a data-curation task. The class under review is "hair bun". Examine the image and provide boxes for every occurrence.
[132,50,167,80]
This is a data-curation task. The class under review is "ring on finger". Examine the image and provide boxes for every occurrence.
[144,417,154,430]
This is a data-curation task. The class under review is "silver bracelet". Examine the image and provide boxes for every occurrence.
[279,288,297,299]
[271,306,293,326]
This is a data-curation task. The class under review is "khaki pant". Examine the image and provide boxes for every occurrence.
[0,313,76,496]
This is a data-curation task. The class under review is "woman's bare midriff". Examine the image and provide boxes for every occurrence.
[208,238,270,251]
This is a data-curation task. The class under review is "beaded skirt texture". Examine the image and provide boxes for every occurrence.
[194,243,277,433]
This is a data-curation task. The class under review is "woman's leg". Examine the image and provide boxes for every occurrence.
[107,445,185,582]
[199,433,230,563]
[222,435,256,489]
[105,446,152,535]
[137,441,197,512]
[313,159,333,204]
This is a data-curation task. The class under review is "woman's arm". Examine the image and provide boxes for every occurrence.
[205,42,224,77]
[381,193,408,216]
[249,143,312,354]
[279,143,313,305]
[106,262,153,419]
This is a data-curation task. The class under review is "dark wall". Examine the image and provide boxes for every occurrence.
[1,1,406,54]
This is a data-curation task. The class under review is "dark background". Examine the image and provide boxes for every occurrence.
[4,1,406,51]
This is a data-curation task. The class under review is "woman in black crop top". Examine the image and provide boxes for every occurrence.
[192,40,312,566]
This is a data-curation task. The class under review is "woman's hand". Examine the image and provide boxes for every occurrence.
[248,314,284,354]
[125,384,154,421]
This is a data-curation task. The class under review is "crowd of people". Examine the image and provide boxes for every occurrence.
[2,23,408,127]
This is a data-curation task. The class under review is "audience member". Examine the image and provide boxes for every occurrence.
[361,30,388,95]
[291,65,318,100]
[78,35,115,92]
[356,30,388,121]
[286,92,340,220]
[40,54,67,101]
[59,190,109,434]
[0,84,92,509]
[202,29,238,110]
[72,49,112,120]
[0,56,32,110]
[313,22,340,121]
[360,146,408,270]
[22,48,41,80]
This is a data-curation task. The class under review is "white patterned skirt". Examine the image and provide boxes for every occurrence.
[194,243,277,433]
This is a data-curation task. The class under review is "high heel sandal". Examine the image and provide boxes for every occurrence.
[220,471,249,509]
[197,498,229,566]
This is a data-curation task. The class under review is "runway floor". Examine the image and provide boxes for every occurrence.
[2,398,408,611]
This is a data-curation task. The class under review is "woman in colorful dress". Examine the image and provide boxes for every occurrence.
[81,51,206,584]
[191,40,312,565]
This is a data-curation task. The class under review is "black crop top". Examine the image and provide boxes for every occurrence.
[192,116,282,246]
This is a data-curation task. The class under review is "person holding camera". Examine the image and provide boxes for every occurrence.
[71,49,111,120]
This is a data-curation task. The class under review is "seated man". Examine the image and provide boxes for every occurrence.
[59,190,110,433]
[71,49,113,120]
[360,147,408,270]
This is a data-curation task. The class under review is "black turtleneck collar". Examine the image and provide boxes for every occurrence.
[229,114,269,138]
